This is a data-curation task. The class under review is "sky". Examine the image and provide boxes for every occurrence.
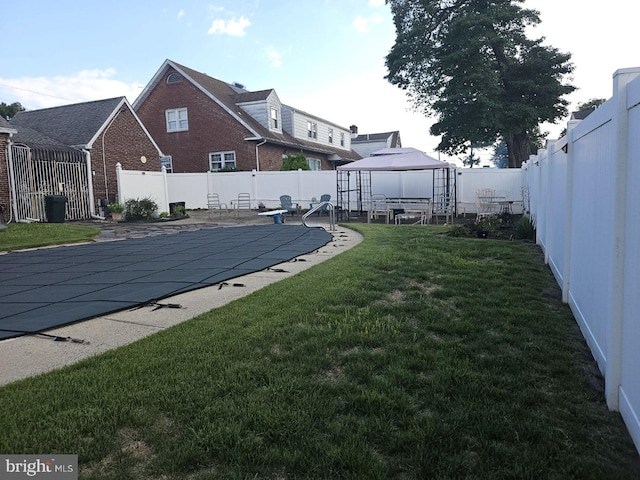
[1,0,637,166]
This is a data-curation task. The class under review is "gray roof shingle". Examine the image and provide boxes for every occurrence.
[10,97,124,147]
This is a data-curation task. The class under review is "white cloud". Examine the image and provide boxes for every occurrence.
[177,9,185,20]
[265,47,282,68]
[353,14,383,33]
[207,16,251,36]
[0,69,143,110]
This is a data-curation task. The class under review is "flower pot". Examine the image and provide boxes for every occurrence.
[111,212,122,222]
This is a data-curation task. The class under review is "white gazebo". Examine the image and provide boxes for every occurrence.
[336,147,455,221]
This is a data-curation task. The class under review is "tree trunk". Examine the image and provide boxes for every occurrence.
[505,132,531,168]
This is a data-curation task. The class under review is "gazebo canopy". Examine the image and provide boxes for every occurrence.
[337,147,449,171]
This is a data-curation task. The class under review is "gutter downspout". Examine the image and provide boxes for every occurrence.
[6,138,17,223]
[100,109,122,202]
[83,148,103,219]
[254,138,267,171]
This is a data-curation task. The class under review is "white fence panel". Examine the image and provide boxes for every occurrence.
[456,168,524,215]
[167,173,208,209]
[546,143,568,285]
[523,68,640,454]
[116,165,168,212]
[537,149,549,253]
[568,99,616,373]
[621,80,640,450]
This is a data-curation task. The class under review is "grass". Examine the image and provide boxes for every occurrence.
[1,224,639,479]
[0,223,100,251]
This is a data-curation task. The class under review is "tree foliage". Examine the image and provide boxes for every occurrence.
[280,153,310,171]
[385,0,575,168]
[0,102,25,120]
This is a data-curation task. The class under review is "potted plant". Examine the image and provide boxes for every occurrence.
[107,202,124,222]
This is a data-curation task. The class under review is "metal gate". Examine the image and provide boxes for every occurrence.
[10,144,91,222]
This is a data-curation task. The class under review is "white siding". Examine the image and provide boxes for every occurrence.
[238,91,283,134]
[284,107,351,151]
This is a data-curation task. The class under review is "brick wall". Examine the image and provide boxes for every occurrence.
[136,68,333,173]
[0,134,9,221]
[136,70,256,173]
[90,108,160,208]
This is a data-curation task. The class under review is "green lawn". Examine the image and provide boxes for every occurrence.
[1,224,638,479]
[0,223,100,251]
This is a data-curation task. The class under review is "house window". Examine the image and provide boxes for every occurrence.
[166,73,182,85]
[340,132,345,147]
[160,155,173,173]
[209,151,236,171]
[307,158,321,171]
[328,128,333,144]
[270,107,279,130]
[166,108,188,132]
[307,121,317,139]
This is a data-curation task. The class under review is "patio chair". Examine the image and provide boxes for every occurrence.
[235,193,252,217]
[317,193,331,215]
[368,194,391,224]
[207,193,228,219]
[476,188,499,220]
[279,195,299,215]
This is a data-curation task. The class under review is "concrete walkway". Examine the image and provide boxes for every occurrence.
[0,210,362,385]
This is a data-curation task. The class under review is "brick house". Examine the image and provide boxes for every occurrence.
[133,59,361,173]
[0,117,18,223]
[8,97,163,220]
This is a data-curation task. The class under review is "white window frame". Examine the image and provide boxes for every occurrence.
[209,150,237,171]
[270,107,279,130]
[307,157,321,171]
[328,128,333,144]
[166,73,181,85]
[166,108,188,132]
[160,155,173,173]
[340,132,345,147]
[307,121,317,139]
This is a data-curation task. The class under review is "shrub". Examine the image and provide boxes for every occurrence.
[107,202,123,213]
[515,215,536,240]
[123,197,158,221]
[446,225,469,237]
[280,153,310,171]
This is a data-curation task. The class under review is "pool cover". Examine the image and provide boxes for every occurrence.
[0,225,332,340]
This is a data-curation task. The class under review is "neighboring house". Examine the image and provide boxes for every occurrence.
[133,59,361,173]
[0,117,18,222]
[570,107,596,121]
[350,126,402,158]
[8,97,163,221]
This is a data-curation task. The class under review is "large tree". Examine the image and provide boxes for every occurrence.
[385,0,575,168]
[0,102,25,119]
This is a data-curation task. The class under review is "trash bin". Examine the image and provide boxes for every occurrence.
[45,195,67,223]
[169,202,186,215]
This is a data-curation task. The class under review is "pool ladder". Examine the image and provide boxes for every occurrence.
[302,201,336,231]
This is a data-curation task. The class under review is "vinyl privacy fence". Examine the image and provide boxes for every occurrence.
[116,165,525,215]
[524,67,640,454]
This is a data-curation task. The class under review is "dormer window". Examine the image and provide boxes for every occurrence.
[328,128,334,144]
[307,121,317,139]
[166,73,182,85]
[270,107,279,130]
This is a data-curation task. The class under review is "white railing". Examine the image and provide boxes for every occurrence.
[524,67,640,454]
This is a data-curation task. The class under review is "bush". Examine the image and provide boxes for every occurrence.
[280,153,310,171]
[123,197,158,221]
[446,225,469,237]
[515,215,535,240]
